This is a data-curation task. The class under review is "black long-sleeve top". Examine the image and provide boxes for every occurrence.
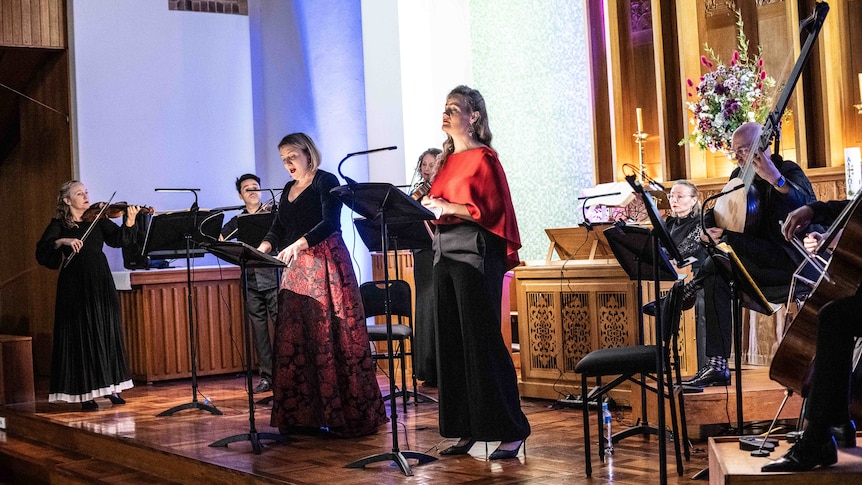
[262,169,342,251]
[705,155,817,262]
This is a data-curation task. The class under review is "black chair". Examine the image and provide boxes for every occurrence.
[361,279,417,413]
[575,280,689,481]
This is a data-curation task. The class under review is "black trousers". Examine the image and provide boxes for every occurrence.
[433,223,530,442]
[698,234,799,358]
[411,248,436,382]
[805,292,862,428]
[246,286,278,379]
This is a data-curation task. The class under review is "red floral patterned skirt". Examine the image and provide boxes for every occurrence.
[270,233,387,438]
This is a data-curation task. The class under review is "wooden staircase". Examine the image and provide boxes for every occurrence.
[0,407,280,484]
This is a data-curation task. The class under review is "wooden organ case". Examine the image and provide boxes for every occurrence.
[514,226,697,406]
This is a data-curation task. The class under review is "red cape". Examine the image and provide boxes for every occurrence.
[429,146,521,270]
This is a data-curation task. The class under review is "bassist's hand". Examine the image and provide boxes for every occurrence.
[782,205,814,241]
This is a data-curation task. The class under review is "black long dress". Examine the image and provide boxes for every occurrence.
[36,218,137,403]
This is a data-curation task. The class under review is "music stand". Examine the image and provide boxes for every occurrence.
[333,183,437,476]
[353,216,437,405]
[235,211,278,407]
[604,176,691,479]
[236,212,275,248]
[143,210,224,417]
[202,240,289,454]
[709,242,779,432]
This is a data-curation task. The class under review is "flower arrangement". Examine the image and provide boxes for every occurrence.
[681,13,777,154]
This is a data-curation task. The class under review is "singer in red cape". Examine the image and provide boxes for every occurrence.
[422,85,530,460]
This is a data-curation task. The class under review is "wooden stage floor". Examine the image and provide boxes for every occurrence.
[0,369,848,484]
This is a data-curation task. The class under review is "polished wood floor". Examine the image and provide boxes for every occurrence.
[0,371,718,484]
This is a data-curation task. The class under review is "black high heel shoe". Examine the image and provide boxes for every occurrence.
[81,400,98,411]
[108,394,126,405]
[439,439,476,455]
[489,439,525,460]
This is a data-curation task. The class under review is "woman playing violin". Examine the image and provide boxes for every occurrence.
[35,180,142,411]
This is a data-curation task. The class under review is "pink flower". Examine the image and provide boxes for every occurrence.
[760,71,767,80]
[758,58,764,67]
[701,55,709,66]
[687,78,694,87]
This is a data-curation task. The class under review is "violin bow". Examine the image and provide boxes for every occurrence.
[62,191,116,269]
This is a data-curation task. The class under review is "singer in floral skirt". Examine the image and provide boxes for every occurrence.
[258,133,387,438]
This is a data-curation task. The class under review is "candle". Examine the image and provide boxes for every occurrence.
[858,73,862,100]
[636,107,644,133]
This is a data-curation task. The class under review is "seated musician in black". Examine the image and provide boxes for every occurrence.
[761,199,858,472]
[650,122,818,388]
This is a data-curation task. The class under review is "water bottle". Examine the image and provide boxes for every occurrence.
[602,401,614,455]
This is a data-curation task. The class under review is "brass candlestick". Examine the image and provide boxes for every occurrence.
[633,131,648,183]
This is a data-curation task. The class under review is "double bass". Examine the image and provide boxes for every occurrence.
[765,2,847,395]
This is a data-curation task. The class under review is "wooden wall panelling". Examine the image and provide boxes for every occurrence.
[815,0,862,168]
[0,50,70,376]
[850,0,862,147]
[0,0,66,48]
[587,0,613,184]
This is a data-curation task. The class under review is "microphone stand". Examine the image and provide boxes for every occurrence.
[153,188,222,417]
[337,146,398,185]
[577,192,621,231]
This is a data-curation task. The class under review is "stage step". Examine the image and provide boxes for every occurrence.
[0,409,282,485]
[633,367,804,439]
[709,435,862,484]
[0,430,177,484]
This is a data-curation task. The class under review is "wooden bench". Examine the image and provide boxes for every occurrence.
[0,335,35,404]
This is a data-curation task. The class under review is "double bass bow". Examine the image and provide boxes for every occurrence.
[713,2,830,234]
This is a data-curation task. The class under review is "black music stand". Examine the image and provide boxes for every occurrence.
[143,210,224,417]
[708,242,779,432]
[606,176,692,480]
[202,240,289,454]
[604,223,681,444]
[333,183,437,476]
[236,212,275,248]
[353,216,437,405]
[235,211,278,407]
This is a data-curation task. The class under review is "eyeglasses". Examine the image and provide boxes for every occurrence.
[667,194,694,200]
[728,147,751,160]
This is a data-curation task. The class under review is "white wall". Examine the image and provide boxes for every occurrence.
[69,0,255,269]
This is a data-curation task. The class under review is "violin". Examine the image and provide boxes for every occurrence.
[410,181,431,201]
[82,202,154,222]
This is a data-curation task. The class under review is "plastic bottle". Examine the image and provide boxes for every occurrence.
[602,401,614,455]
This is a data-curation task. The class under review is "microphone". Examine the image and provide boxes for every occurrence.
[209,204,245,212]
[644,174,666,192]
[622,163,666,191]
[247,188,280,214]
[577,192,621,231]
[337,146,398,185]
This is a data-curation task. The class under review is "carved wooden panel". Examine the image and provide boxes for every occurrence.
[561,291,590,372]
[514,262,647,401]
